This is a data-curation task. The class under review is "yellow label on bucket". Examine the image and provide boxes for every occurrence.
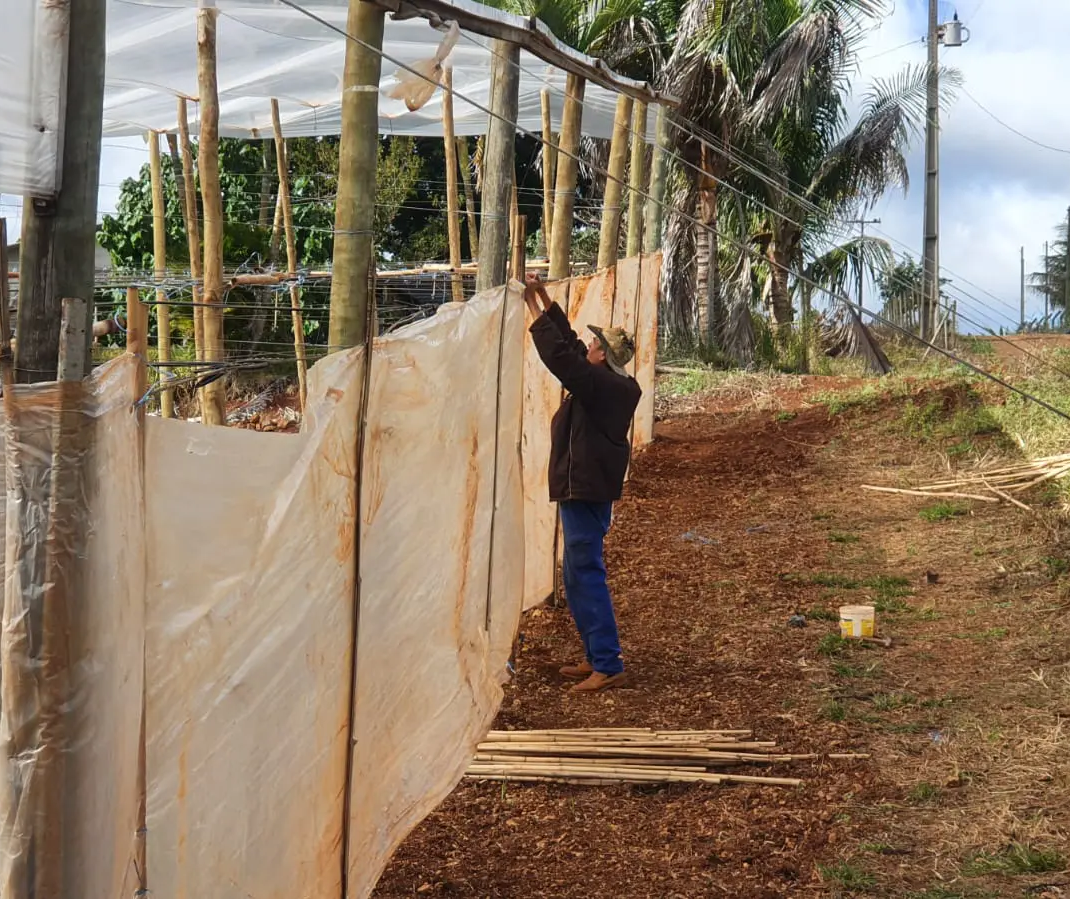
[839,605,876,639]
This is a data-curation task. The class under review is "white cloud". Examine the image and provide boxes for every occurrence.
[855,0,1070,329]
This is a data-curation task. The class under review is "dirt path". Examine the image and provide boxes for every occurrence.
[373,382,1070,899]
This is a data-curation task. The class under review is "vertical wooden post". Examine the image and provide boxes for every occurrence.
[148,132,174,417]
[540,89,556,258]
[177,99,205,371]
[626,101,648,258]
[597,94,633,270]
[548,74,585,282]
[196,8,227,425]
[510,179,520,263]
[475,40,520,293]
[127,287,149,399]
[270,99,309,409]
[329,0,385,351]
[442,69,465,303]
[15,0,105,384]
[1,219,12,359]
[643,105,669,254]
[457,137,479,259]
[511,215,527,282]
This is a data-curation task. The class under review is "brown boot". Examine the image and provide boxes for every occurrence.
[559,661,593,680]
[570,671,628,693]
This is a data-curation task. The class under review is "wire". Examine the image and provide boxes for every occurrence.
[267,0,1070,423]
[960,88,1070,157]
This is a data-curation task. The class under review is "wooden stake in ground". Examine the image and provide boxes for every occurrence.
[548,74,585,281]
[540,88,556,257]
[643,105,669,254]
[442,69,465,303]
[148,132,174,418]
[457,137,479,258]
[597,93,633,271]
[475,40,520,293]
[177,98,205,380]
[329,0,385,350]
[270,99,309,409]
[626,101,648,257]
[196,7,228,425]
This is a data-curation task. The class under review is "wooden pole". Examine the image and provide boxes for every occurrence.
[597,94,633,270]
[643,105,669,254]
[442,69,465,303]
[540,89,556,257]
[270,99,309,409]
[475,40,521,293]
[548,74,585,282]
[626,101,648,258]
[1,220,12,358]
[457,137,479,259]
[329,0,385,351]
[14,0,105,384]
[195,9,228,426]
[148,132,174,417]
[177,99,205,370]
[512,215,527,282]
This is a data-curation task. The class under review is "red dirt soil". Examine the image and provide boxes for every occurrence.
[372,379,1070,899]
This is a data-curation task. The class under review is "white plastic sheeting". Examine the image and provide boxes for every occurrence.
[0,0,68,194]
[102,0,657,142]
[0,259,657,896]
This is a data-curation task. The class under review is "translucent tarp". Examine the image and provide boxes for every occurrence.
[0,0,66,194]
[1,0,657,194]
[0,258,657,896]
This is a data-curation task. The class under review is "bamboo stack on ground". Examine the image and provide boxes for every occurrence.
[466,729,862,787]
[861,452,1070,509]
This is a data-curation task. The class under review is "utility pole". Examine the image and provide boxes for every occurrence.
[15,0,107,382]
[920,0,940,342]
[847,217,880,310]
[1020,245,1026,332]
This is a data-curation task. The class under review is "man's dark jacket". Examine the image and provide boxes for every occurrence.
[529,302,642,503]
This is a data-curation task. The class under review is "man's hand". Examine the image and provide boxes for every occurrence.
[525,272,553,311]
[523,272,550,319]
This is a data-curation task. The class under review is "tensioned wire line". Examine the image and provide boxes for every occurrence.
[269,0,1070,423]
[459,28,1031,329]
[469,27,1044,352]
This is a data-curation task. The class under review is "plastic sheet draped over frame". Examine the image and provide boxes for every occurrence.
[0,0,67,195]
[0,357,145,899]
[143,284,524,897]
[520,253,660,610]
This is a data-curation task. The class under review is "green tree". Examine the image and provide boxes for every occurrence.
[1028,214,1070,326]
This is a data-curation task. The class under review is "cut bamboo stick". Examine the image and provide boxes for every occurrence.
[442,69,464,303]
[177,98,206,416]
[270,98,308,410]
[540,88,555,256]
[196,7,228,426]
[457,136,479,258]
[597,93,632,270]
[861,485,997,503]
[148,131,174,418]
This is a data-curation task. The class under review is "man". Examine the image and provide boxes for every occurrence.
[523,273,641,693]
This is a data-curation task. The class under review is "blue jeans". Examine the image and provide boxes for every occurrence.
[560,501,624,676]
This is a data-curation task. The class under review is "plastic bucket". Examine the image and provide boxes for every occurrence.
[839,604,875,639]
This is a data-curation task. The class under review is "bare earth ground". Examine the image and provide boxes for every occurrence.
[365,374,1070,899]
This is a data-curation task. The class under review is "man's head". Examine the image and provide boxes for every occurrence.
[587,325,636,377]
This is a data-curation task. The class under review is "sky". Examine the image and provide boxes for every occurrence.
[3,0,1066,334]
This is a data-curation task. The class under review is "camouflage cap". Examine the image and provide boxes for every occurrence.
[588,325,636,378]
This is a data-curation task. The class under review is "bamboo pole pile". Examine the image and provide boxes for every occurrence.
[862,452,1070,509]
[466,729,862,787]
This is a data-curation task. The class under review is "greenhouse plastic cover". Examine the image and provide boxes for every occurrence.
[0,257,657,897]
[0,0,658,196]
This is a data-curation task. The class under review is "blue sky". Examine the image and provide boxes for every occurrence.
[4,0,1065,334]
